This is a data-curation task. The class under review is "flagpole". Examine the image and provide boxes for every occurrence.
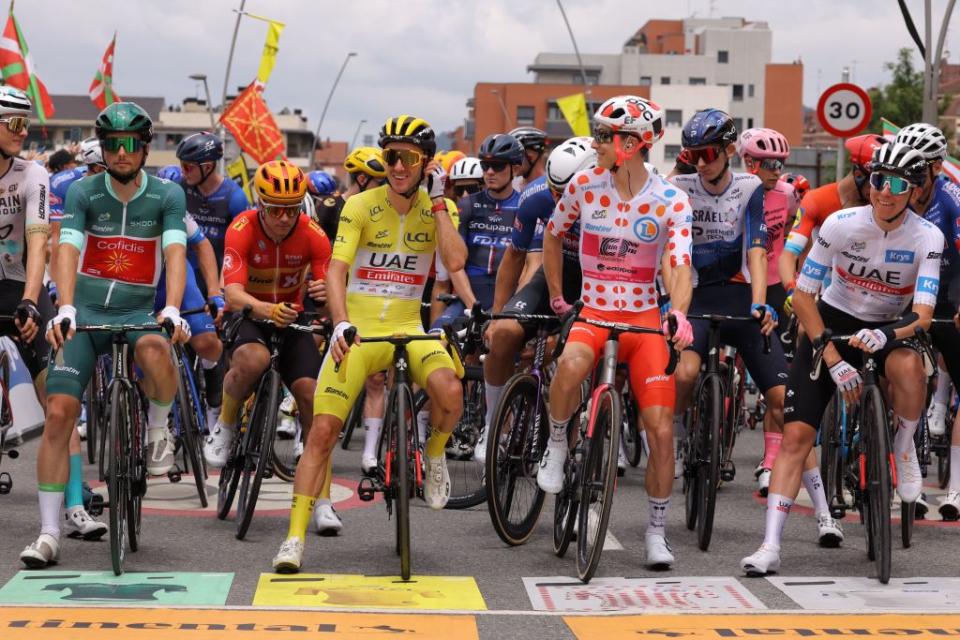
[219,0,246,172]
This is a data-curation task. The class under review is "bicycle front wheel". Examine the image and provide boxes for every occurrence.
[236,372,280,540]
[622,389,642,467]
[576,386,621,583]
[126,387,146,554]
[696,375,723,551]
[862,386,892,583]
[393,384,414,580]
[107,384,129,575]
[554,387,589,557]
[819,391,845,519]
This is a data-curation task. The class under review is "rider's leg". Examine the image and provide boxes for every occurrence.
[483,319,524,431]
[37,395,81,537]
[135,333,179,476]
[205,341,270,466]
[422,367,463,457]
[361,373,386,469]
[885,348,926,502]
[763,421,816,545]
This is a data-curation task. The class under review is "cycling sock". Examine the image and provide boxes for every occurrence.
[951,446,960,493]
[484,384,504,432]
[219,391,241,428]
[316,497,332,508]
[146,399,173,431]
[802,467,829,515]
[761,432,783,469]
[287,493,316,540]
[646,496,670,536]
[38,485,65,538]
[548,414,568,444]
[934,367,951,405]
[64,454,84,510]
[416,410,430,448]
[762,493,792,549]
[893,415,919,455]
[425,427,451,459]
[201,358,218,370]
[362,418,383,460]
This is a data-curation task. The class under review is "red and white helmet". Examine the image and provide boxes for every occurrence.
[737,128,790,160]
[592,95,665,145]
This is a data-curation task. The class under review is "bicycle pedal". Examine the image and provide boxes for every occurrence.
[87,494,105,517]
[830,506,847,520]
[721,461,736,482]
[357,477,377,502]
[6,448,17,459]
[0,471,11,494]
[167,471,182,483]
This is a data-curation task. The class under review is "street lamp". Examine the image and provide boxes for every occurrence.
[556,0,592,97]
[491,89,512,128]
[350,119,367,149]
[189,74,218,132]
[312,51,358,158]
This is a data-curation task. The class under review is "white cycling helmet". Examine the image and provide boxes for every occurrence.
[78,137,103,166]
[871,142,927,187]
[0,86,31,116]
[592,95,664,144]
[449,157,483,182]
[546,137,598,191]
[895,122,948,161]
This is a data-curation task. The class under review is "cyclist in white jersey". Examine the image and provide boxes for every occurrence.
[741,143,943,576]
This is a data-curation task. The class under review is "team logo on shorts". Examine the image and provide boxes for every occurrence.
[633,216,659,243]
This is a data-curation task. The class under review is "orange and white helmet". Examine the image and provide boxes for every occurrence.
[592,95,665,145]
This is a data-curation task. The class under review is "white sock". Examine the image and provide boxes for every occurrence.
[362,418,382,460]
[39,490,64,538]
[802,468,830,515]
[548,414,568,444]
[951,446,960,493]
[316,497,332,508]
[935,368,951,405]
[201,358,219,370]
[893,415,919,455]
[416,410,430,447]
[762,493,792,549]
[484,384,504,432]
[647,496,670,536]
[147,399,173,431]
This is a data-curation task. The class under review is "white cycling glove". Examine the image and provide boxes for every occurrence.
[332,321,355,345]
[48,304,77,335]
[854,328,887,353]
[427,165,447,200]
[159,305,192,340]
[829,360,863,394]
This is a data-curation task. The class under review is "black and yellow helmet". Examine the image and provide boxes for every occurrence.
[343,146,387,179]
[378,115,436,157]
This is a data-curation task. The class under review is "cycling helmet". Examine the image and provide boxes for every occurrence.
[0,86,30,116]
[378,115,436,157]
[450,157,483,182]
[844,134,886,171]
[95,101,154,143]
[478,133,525,165]
[682,109,737,148]
[343,146,386,178]
[509,126,548,153]
[307,170,337,196]
[895,122,948,161]
[737,127,790,160]
[593,95,665,144]
[780,173,810,198]
[254,160,307,206]
[176,132,224,164]
[546,137,597,191]
[157,165,183,182]
[78,137,103,166]
[440,150,466,174]
[870,142,927,187]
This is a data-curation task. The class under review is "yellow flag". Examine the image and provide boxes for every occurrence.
[226,154,253,203]
[556,92,590,137]
[255,20,285,86]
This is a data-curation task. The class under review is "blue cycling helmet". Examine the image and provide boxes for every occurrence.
[157,165,183,182]
[176,132,224,164]
[681,109,738,148]
[307,170,337,196]
[478,134,525,165]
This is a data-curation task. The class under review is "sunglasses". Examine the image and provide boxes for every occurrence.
[453,183,482,197]
[592,129,616,144]
[261,204,301,220]
[480,161,508,173]
[102,136,146,154]
[0,116,28,134]
[382,148,424,169]
[685,146,724,164]
[869,172,913,196]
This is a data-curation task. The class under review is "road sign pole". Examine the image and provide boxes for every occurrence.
[835,68,849,181]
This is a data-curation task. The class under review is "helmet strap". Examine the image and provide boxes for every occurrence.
[613,136,642,169]
[522,149,542,179]
[198,163,216,186]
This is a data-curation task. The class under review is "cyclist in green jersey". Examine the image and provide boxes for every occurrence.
[20,102,190,569]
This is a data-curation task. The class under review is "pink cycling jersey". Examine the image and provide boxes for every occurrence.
[547,166,693,313]
[762,180,799,286]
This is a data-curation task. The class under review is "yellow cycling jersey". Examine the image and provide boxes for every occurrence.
[333,184,458,333]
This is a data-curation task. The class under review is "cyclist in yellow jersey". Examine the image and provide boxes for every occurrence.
[273,115,466,573]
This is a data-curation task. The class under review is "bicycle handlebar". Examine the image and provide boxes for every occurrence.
[686,312,772,355]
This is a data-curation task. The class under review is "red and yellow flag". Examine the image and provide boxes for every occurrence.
[89,33,121,111]
[0,8,54,122]
[220,83,285,165]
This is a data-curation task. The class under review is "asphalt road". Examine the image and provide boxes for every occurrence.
[0,424,957,639]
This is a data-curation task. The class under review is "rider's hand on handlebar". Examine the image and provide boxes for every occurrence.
[665,310,694,351]
[850,328,887,354]
[307,279,327,304]
[207,295,225,325]
[550,296,572,316]
[829,359,863,406]
[751,303,778,336]
[15,298,40,343]
[158,306,191,345]
[330,321,358,363]
[46,304,76,349]
[268,302,300,327]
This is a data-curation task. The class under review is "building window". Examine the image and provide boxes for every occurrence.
[666,109,683,127]
[660,76,671,85]
[516,106,535,126]
[747,118,754,129]
[689,77,706,85]
[63,127,82,143]
[733,118,744,133]
[732,84,744,102]
[748,84,755,98]
[664,144,682,160]
[718,50,729,64]
[640,76,652,86]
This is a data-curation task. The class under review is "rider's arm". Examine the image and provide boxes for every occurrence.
[493,245,525,312]
[901,227,945,336]
[23,164,51,303]
[779,192,817,286]
[794,212,842,364]
[161,188,188,310]
[325,259,350,326]
[193,237,221,298]
[56,177,91,306]
[433,198,466,275]
[448,269,476,309]
[222,216,273,319]
[228,185,251,221]
[666,195,694,313]
[543,233,564,301]
[430,278,451,325]
[744,185,768,304]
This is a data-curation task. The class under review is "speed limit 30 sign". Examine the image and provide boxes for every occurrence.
[817,83,873,137]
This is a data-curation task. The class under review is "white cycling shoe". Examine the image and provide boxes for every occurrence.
[894,447,923,503]
[816,512,843,548]
[20,533,60,569]
[928,402,948,437]
[473,426,489,465]
[939,491,960,521]
[755,464,771,497]
[313,503,343,536]
[64,508,108,541]
[146,428,176,476]
[537,441,567,495]
[645,533,674,570]
[203,423,235,469]
[740,543,781,577]
[424,455,450,510]
[272,536,304,574]
[360,454,378,476]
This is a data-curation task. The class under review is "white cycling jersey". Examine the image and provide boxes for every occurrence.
[0,157,50,282]
[797,205,943,321]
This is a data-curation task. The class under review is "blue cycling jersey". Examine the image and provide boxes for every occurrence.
[513,176,551,252]
[155,214,215,335]
[458,188,520,278]
[671,172,766,286]
[49,166,87,223]
[921,175,960,306]
[182,177,249,268]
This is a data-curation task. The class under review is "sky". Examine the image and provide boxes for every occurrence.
[11,0,958,142]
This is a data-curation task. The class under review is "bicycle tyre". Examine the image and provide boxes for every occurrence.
[84,379,98,465]
[126,386,146,554]
[554,396,588,557]
[696,374,723,552]
[901,500,914,549]
[863,386,892,584]
[434,367,487,510]
[939,447,950,490]
[682,408,698,531]
[576,386,621,583]
[107,383,128,575]
[486,373,547,546]
[236,371,280,540]
[177,356,208,508]
[216,424,244,520]
[819,392,845,518]
[395,384,413,580]
[341,387,365,451]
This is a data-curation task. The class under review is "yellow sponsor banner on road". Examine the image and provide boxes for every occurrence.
[565,613,960,639]
[0,607,478,639]
[253,573,487,610]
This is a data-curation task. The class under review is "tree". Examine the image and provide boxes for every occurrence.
[867,48,953,133]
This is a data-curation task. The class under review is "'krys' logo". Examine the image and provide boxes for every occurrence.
[633,216,660,243]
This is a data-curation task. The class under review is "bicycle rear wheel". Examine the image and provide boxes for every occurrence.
[682,409,698,531]
[554,393,588,557]
[862,386,892,583]
[177,357,208,507]
[236,372,280,540]
[486,373,547,546]
[216,412,245,520]
[696,375,722,551]
[107,384,129,575]
[576,387,621,583]
[440,368,487,509]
